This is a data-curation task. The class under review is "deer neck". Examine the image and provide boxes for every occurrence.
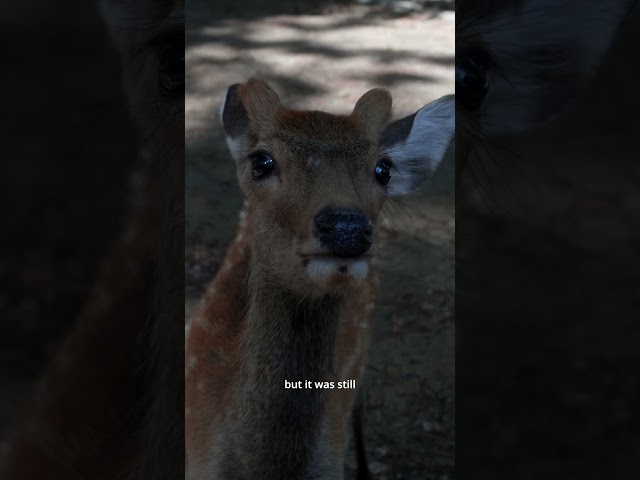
[221,262,343,479]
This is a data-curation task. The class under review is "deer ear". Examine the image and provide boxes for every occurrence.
[468,0,632,135]
[380,95,455,196]
[220,79,283,160]
[220,84,251,160]
[352,88,393,135]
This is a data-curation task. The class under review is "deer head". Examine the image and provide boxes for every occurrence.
[220,78,454,297]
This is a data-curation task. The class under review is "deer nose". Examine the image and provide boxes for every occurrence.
[314,208,373,257]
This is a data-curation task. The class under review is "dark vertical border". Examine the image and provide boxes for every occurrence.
[456,1,640,478]
[0,1,185,477]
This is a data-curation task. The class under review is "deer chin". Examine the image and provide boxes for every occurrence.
[303,255,370,286]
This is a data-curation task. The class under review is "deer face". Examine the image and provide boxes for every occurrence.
[221,79,454,296]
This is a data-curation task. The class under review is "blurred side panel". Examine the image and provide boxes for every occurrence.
[0,0,184,478]
[456,0,640,477]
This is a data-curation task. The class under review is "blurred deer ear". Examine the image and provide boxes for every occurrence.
[220,78,283,160]
[380,95,454,196]
[464,0,633,135]
[352,88,393,135]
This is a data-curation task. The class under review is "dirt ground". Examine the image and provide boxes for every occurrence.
[185,1,455,479]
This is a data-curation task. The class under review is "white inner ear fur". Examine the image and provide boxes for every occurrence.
[218,95,226,124]
[225,135,249,161]
[384,95,455,196]
[220,95,250,161]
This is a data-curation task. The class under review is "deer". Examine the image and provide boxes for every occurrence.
[5,0,185,479]
[184,78,454,479]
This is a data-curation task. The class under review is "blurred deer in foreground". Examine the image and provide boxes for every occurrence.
[456,0,634,179]
[184,79,454,479]
[5,0,184,479]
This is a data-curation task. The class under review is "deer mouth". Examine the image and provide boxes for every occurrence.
[301,255,370,284]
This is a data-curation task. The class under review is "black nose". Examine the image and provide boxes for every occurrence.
[314,208,373,258]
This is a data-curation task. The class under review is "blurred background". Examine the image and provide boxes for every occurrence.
[456,2,640,477]
[185,1,455,478]
[0,0,184,477]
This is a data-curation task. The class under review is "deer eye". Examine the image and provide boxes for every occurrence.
[456,51,490,110]
[375,158,392,186]
[251,153,276,179]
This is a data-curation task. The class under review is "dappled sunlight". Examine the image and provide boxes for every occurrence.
[186,7,454,130]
